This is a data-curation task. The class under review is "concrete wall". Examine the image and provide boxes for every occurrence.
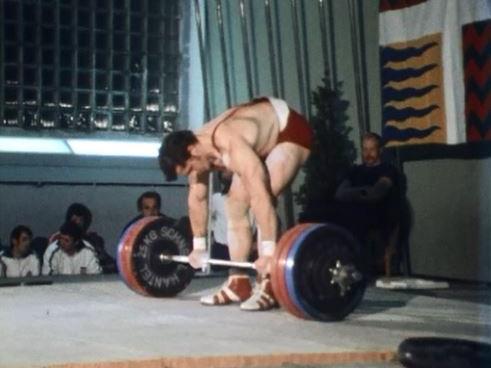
[406,158,491,282]
[0,153,188,257]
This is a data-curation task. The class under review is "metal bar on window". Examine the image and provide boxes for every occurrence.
[193,0,211,120]
[141,0,148,132]
[216,0,231,107]
[54,0,61,128]
[290,0,306,114]
[348,0,367,135]
[357,0,370,132]
[124,0,130,132]
[273,0,285,98]
[264,0,278,97]
[327,0,337,87]
[18,1,24,127]
[72,0,78,128]
[0,2,4,125]
[124,0,131,128]
[239,0,253,100]
[249,0,259,97]
[299,0,311,119]
[318,0,329,81]
[89,0,96,131]
[107,0,113,130]
[37,2,43,128]
[158,0,165,132]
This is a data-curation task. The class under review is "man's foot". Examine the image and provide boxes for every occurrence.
[240,276,279,311]
[200,275,252,306]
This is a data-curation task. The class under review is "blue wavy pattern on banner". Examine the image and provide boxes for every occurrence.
[382,85,438,104]
[382,125,440,142]
[382,64,437,85]
[384,105,439,122]
[381,42,437,65]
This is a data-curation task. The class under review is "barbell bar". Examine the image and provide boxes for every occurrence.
[159,254,256,269]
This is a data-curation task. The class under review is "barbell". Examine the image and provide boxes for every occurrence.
[117,216,366,321]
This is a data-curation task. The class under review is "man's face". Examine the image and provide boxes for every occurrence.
[176,155,210,177]
[58,233,77,255]
[362,138,382,167]
[141,197,159,217]
[12,231,32,256]
[70,214,85,229]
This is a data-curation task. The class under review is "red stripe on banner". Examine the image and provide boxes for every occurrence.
[467,124,491,142]
[463,23,491,53]
[465,59,491,86]
[466,93,491,121]
[379,0,427,13]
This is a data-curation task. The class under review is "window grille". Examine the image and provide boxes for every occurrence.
[0,0,180,135]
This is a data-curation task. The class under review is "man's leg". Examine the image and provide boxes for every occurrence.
[241,142,310,311]
[200,174,253,305]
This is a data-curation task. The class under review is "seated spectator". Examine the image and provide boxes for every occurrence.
[42,221,102,275]
[121,191,174,235]
[48,202,93,243]
[49,202,116,274]
[300,132,406,276]
[0,225,40,277]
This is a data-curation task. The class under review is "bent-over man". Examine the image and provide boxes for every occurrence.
[159,97,312,311]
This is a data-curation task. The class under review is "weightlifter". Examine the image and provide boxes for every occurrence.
[159,97,312,311]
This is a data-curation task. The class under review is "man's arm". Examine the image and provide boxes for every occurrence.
[188,171,210,238]
[335,177,393,203]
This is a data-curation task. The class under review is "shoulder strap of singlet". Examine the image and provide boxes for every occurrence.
[210,97,269,151]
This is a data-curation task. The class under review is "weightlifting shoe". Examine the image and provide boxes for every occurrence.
[200,275,252,306]
[240,275,279,311]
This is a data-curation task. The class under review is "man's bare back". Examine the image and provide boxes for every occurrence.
[197,99,281,161]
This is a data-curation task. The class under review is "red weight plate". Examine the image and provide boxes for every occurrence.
[271,223,313,319]
[117,216,160,296]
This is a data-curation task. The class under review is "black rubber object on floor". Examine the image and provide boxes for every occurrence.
[398,337,491,368]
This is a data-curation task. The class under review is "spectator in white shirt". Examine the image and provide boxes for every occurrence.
[43,221,102,276]
[0,225,40,278]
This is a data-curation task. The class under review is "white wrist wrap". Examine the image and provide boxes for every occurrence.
[193,237,207,251]
[261,240,275,257]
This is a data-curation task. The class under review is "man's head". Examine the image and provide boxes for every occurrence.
[137,191,161,217]
[361,132,383,167]
[159,130,211,181]
[58,221,83,255]
[10,225,33,257]
[65,203,92,232]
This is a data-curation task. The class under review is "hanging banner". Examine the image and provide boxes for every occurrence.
[379,0,491,147]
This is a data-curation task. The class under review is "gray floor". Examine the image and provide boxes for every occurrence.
[1,274,490,368]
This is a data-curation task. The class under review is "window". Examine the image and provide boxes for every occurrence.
[0,0,180,135]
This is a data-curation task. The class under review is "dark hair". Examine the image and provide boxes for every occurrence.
[137,191,162,211]
[59,221,83,241]
[65,203,92,232]
[158,130,198,181]
[10,225,33,247]
[362,132,383,148]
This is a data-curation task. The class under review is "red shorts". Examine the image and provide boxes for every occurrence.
[277,108,313,150]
